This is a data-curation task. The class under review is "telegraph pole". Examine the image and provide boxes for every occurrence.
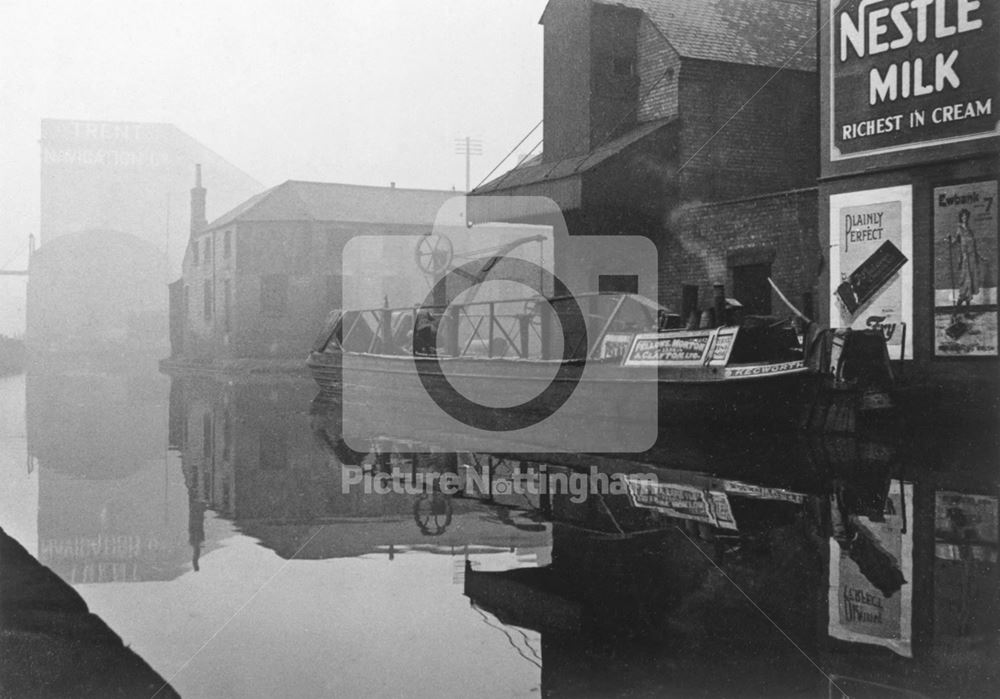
[454,137,483,193]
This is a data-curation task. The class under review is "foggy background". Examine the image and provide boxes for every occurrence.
[0,0,547,335]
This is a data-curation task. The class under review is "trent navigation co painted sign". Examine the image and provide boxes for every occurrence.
[829,0,999,160]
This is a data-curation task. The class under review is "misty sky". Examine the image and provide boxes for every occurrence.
[0,0,547,274]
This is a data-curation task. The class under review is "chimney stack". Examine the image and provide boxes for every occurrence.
[713,283,726,327]
[190,164,207,236]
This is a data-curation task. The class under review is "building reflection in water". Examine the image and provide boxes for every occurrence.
[27,363,995,696]
[167,373,551,568]
[26,366,192,584]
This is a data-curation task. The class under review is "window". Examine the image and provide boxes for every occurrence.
[732,263,772,315]
[204,237,212,265]
[223,230,232,258]
[294,230,312,274]
[325,274,342,309]
[202,413,212,459]
[192,240,199,265]
[223,280,231,333]
[204,281,213,321]
[222,414,231,461]
[259,428,287,470]
[612,53,635,77]
[598,274,639,294]
[261,274,288,316]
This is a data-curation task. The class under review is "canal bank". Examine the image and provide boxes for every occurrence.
[0,526,179,698]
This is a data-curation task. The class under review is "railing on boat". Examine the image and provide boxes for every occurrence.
[322,291,812,372]
[335,292,668,361]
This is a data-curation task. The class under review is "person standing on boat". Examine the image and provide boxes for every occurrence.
[413,310,438,355]
[948,209,985,308]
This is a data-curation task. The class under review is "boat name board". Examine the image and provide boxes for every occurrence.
[724,360,806,378]
[708,329,737,365]
[624,477,738,530]
[625,333,711,365]
[599,333,634,361]
[722,480,806,504]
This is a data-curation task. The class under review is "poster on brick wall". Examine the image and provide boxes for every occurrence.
[830,185,914,359]
[828,481,914,658]
[933,180,998,357]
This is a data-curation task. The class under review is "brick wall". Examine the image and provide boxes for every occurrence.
[656,188,820,317]
[542,0,594,161]
[678,60,818,201]
[635,15,680,122]
[589,4,641,145]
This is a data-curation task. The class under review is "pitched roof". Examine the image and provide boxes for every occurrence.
[206,180,457,230]
[473,117,676,194]
[593,0,816,72]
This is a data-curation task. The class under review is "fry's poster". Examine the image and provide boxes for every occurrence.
[830,186,913,359]
[933,180,998,357]
[828,481,914,657]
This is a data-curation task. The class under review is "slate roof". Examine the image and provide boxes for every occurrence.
[592,0,817,72]
[473,117,676,194]
[205,180,457,230]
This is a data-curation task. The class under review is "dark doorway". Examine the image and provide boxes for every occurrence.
[598,274,639,294]
[732,264,772,315]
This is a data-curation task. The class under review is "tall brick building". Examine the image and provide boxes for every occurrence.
[169,174,455,363]
[473,0,820,318]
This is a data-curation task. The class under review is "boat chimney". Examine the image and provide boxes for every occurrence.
[686,309,701,330]
[713,284,726,327]
[681,285,698,324]
[699,308,715,329]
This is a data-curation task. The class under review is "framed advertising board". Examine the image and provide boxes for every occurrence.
[932,179,998,357]
[829,185,914,359]
[825,0,1000,164]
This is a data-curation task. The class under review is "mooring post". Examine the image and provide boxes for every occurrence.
[487,302,495,358]
[518,314,530,358]
[380,300,393,353]
[447,304,460,356]
[540,303,552,359]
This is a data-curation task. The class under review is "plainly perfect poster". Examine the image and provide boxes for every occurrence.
[828,481,914,658]
[933,180,998,357]
[830,186,913,359]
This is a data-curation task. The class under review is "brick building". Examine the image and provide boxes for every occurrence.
[472,0,821,318]
[817,0,999,420]
[169,172,455,363]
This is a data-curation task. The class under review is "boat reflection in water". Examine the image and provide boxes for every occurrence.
[317,393,998,698]
[28,364,987,697]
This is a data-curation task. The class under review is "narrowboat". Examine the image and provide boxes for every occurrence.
[306,290,891,435]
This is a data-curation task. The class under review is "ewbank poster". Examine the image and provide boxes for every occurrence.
[933,180,998,357]
[830,186,914,359]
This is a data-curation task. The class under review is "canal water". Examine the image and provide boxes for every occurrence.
[0,363,996,698]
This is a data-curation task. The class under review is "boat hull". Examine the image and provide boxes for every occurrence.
[307,350,817,440]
